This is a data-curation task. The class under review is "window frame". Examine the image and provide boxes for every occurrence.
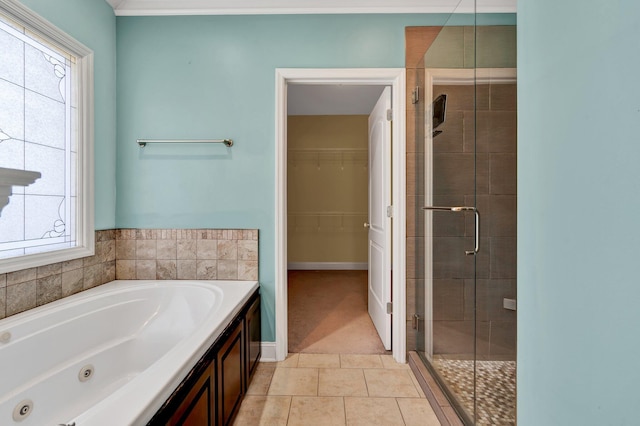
[0,0,94,274]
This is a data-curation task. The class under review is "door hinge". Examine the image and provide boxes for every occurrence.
[386,109,393,121]
[412,314,421,331]
[386,205,393,218]
[411,86,420,104]
[386,302,393,314]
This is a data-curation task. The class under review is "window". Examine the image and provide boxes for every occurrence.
[0,1,94,274]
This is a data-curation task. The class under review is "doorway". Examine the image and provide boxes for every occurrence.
[286,85,386,354]
[275,68,407,363]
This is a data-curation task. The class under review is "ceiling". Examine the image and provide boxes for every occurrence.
[105,0,516,16]
[288,85,385,116]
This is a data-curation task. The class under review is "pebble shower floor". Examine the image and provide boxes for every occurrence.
[432,359,516,425]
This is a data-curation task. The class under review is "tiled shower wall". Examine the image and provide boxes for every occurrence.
[431,83,517,360]
[0,229,258,320]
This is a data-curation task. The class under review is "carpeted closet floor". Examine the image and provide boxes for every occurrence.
[287,270,389,354]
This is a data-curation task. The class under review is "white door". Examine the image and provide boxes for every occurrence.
[367,87,392,350]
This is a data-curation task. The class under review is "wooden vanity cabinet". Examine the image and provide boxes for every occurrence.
[149,290,260,426]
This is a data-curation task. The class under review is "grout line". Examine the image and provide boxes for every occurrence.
[266,366,275,395]
[342,396,347,425]
[362,368,370,396]
[395,398,408,426]
[285,395,293,426]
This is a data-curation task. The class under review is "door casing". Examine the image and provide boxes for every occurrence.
[274,68,407,363]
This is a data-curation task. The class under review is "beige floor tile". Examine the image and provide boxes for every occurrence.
[319,368,368,397]
[268,367,318,396]
[275,353,300,368]
[364,369,421,398]
[344,397,404,426]
[380,354,410,369]
[246,366,276,395]
[340,354,384,369]
[397,398,441,426]
[408,370,427,398]
[256,362,277,373]
[288,396,346,426]
[298,353,341,368]
[232,396,291,426]
[257,361,274,368]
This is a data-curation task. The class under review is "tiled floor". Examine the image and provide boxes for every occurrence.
[233,353,442,425]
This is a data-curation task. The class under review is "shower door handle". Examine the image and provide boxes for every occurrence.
[422,206,480,255]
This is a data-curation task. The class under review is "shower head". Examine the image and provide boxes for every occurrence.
[432,94,447,139]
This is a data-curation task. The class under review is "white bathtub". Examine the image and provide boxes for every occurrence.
[0,279,259,426]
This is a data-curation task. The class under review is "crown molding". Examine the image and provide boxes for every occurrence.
[105,0,126,8]
[106,0,516,16]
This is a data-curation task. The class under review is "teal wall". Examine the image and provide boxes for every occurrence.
[115,13,454,342]
[518,1,640,424]
[19,0,117,230]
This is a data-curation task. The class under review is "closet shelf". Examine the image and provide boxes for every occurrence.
[288,148,367,168]
[288,148,367,153]
[288,212,368,233]
[288,211,367,217]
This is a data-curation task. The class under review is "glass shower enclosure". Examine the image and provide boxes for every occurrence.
[411,3,517,424]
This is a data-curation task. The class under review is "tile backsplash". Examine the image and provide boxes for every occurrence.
[0,228,259,320]
[115,229,258,281]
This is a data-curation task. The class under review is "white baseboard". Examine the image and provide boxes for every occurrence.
[260,342,277,362]
[287,262,367,270]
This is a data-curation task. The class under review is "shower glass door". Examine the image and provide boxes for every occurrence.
[413,4,517,425]
[420,15,479,425]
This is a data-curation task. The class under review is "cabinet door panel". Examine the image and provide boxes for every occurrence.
[180,384,211,426]
[217,320,244,426]
[166,365,212,426]
[246,296,261,384]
